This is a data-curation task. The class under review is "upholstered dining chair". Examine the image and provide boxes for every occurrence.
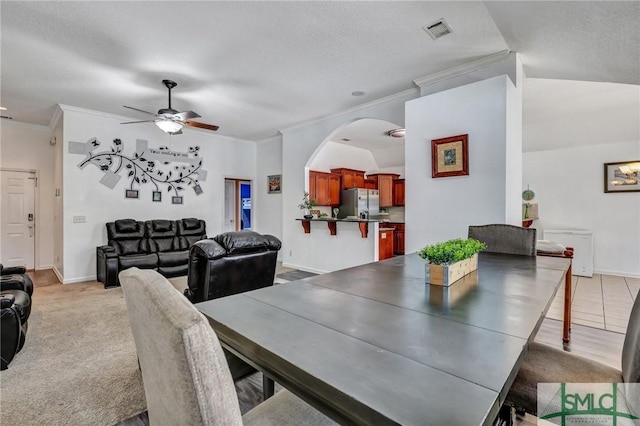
[506,290,640,416]
[468,224,537,256]
[119,267,336,426]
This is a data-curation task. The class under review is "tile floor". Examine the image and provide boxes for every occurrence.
[546,274,640,333]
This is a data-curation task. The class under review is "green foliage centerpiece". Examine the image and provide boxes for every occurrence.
[418,238,486,286]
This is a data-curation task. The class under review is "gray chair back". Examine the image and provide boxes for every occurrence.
[119,268,242,426]
[622,290,640,383]
[468,224,537,256]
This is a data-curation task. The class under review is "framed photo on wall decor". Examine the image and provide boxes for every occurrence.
[268,174,282,194]
[125,189,139,199]
[431,134,469,178]
[604,160,640,193]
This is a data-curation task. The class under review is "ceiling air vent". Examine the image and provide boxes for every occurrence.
[423,19,452,40]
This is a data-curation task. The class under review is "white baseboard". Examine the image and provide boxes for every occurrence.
[52,266,63,283]
[62,275,97,284]
[281,262,328,275]
[36,264,54,271]
[593,269,640,279]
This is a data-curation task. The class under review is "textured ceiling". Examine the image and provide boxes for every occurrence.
[1,1,638,141]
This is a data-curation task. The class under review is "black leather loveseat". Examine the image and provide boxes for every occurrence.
[97,218,206,288]
[184,231,281,303]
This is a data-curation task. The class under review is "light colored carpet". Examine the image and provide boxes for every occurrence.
[0,281,146,426]
[1,271,292,426]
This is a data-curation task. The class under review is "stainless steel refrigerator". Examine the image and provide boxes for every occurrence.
[338,188,380,219]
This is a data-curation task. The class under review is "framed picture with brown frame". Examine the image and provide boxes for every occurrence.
[604,160,640,193]
[431,134,469,178]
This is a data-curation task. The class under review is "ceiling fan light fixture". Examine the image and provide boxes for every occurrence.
[156,120,183,134]
[387,128,406,138]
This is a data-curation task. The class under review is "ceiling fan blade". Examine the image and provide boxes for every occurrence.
[186,120,219,131]
[121,120,156,124]
[175,110,200,121]
[123,105,157,116]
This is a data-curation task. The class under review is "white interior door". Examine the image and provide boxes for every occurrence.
[1,170,36,268]
[224,179,236,232]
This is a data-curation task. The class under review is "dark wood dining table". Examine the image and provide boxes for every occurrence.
[197,252,571,425]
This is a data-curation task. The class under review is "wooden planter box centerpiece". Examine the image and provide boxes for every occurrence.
[419,238,486,287]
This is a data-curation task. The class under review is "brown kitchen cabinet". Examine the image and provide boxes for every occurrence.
[391,223,405,255]
[393,179,405,206]
[367,173,399,207]
[309,171,317,201]
[379,228,394,260]
[330,168,366,190]
[364,178,377,189]
[328,173,341,205]
[309,170,341,206]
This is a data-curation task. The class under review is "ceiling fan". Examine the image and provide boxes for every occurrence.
[121,79,219,135]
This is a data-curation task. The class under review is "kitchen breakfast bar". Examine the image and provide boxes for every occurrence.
[296,217,402,263]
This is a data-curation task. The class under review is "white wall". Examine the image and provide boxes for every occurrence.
[254,135,283,250]
[61,105,256,283]
[373,146,405,173]
[309,141,378,174]
[404,75,522,252]
[522,80,640,277]
[0,120,55,269]
[524,142,639,277]
[281,90,418,272]
[378,165,405,177]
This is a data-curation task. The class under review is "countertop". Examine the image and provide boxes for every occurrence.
[296,218,404,224]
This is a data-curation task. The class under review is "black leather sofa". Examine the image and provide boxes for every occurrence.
[1,265,33,370]
[184,231,281,303]
[96,218,206,288]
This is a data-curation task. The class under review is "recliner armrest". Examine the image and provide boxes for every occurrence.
[1,266,27,276]
[96,246,119,288]
[97,245,118,258]
[1,293,16,309]
[190,240,226,260]
[264,234,282,251]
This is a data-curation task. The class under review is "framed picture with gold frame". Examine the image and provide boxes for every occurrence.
[267,174,282,194]
[431,134,469,178]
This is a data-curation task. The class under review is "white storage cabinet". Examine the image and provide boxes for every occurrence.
[543,229,593,277]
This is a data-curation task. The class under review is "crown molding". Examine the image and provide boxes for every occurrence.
[58,104,137,122]
[0,118,51,133]
[413,49,511,88]
[49,105,63,129]
[279,88,419,134]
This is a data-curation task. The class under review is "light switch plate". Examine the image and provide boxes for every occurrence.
[73,215,86,223]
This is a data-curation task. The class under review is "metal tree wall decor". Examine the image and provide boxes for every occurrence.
[69,137,207,202]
